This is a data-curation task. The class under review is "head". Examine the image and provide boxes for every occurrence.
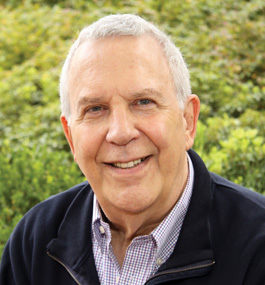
[60,14,191,121]
[60,14,200,223]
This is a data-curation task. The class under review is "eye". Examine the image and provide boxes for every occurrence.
[82,105,106,120]
[85,106,103,113]
[137,99,153,105]
[89,106,103,112]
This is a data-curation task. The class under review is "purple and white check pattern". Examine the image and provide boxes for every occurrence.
[92,154,194,284]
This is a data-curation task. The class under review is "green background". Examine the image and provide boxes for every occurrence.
[0,0,264,257]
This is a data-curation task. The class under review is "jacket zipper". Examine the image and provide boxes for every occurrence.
[146,260,215,283]
[47,251,214,284]
[47,251,81,285]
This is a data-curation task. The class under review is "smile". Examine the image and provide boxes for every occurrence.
[112,158,147,169]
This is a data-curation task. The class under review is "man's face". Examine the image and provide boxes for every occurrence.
[62,36,198,217]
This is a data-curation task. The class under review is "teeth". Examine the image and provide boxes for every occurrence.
[113,158,143,169]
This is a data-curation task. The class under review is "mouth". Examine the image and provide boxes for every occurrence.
[107,157,149,169]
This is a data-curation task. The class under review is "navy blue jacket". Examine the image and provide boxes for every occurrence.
[1,150,265,284]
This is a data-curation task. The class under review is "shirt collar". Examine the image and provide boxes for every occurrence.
[151,153,194,259]
[92,152,194,252]
[92,197,112,249]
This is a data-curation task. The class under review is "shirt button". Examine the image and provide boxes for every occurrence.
[156,257,163,266]
[99,225,105,234]
[116,276,119,283]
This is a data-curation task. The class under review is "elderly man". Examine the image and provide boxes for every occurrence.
[1,14,265,285]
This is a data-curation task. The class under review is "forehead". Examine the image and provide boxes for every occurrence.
[74,34,164,60]
[68,35,174,104]
[70,35,170,75]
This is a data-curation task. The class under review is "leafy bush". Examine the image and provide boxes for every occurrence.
[194,122,265,194]
[0,142,83,255]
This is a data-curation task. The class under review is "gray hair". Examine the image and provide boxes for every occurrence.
[60,14,191,120]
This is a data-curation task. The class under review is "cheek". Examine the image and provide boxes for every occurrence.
[72,127,103,163]
[146,115,185,150]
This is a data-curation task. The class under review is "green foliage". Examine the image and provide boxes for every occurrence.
[0,142,84,255]
[194,121,265,193]
[0,0,264,258]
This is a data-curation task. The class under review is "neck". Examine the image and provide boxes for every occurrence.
[110,211,163,241]
[98,158,189,265]
[108,212,165,267]
[104,161,189,240]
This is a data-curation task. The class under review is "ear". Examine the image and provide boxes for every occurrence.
[183,95,200,151]
[61,115,76,161]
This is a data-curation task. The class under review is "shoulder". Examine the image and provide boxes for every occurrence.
[210,172,265,212]
[33,180,90,212]
[0,181,93,283]
[208,173,265,278]
[209,172,265,249]
[189,148,265,217]
[25,181,90,220]
[8,181,92,245]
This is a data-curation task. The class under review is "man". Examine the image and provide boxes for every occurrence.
[1,14,265,284]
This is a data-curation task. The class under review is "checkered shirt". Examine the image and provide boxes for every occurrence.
[92,154,194,285]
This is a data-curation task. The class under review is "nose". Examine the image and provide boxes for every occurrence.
[106,108,140,145]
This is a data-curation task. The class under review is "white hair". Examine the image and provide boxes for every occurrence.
[59,14,191,120]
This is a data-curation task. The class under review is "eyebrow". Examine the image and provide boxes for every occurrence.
[131,88,162,99]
